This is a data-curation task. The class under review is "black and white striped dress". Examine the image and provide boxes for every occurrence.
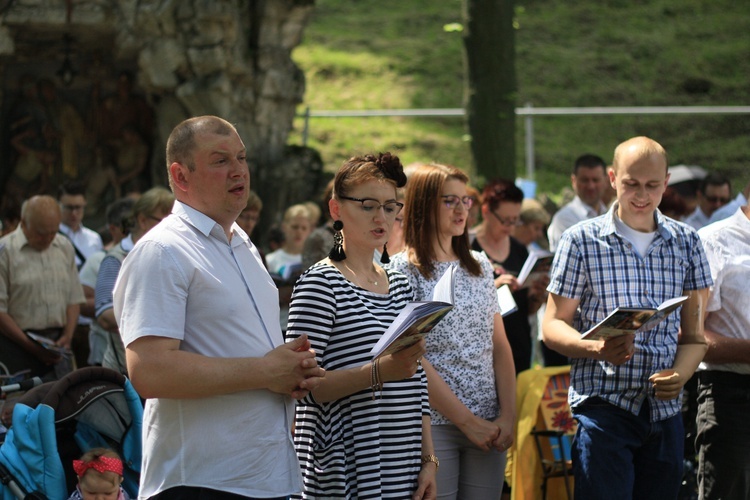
[287,263,429,499]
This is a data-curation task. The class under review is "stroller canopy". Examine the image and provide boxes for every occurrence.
[0,367,142,500]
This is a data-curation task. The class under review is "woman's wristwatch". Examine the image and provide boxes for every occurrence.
[421,454,440,470]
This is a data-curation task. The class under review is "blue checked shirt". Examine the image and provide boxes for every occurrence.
[548,203,712,421]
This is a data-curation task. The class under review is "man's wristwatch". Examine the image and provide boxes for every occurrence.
[421,454,439,470]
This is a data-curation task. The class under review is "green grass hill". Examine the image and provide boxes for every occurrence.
[290,0,750,196]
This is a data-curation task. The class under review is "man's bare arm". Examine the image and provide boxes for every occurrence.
[0,311,36,352]
[703,328,750,364]
[126,334,324,400]
[0,311,61,364]
[97,307,118,332]
[56,303,80,348]
[650,288,709,400]
[80,285,96,319]
[542,293,635,365]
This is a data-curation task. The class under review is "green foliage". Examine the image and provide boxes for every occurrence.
[290,0,750,195]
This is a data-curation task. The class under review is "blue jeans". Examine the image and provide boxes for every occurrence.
[572,397,683,500]
[696,371,750,500]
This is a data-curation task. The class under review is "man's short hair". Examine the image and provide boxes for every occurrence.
[573,154,606,175]
[166,116,236,172]
[165,116,237,191]
[699,172,731,195]
[58,179,87,199]
[106,198,136,228]
[21,195,59,224]
[612,136,668,173]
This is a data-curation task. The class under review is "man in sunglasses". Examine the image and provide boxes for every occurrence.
[683,173,731,230]
[708,179,750,226]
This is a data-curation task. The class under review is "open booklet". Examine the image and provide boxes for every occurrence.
[370,264,456,359]
[516,247,554,288]
[26,331,72,358]
[581,296,689,341]
[497,284,518,317]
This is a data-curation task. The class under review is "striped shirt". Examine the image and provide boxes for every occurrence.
[94,235,133,318]
[548,203,712,421]
[286,263,429,499]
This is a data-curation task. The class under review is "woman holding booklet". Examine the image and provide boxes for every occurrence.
[470,179,549,373]
[286,152,437,499]
[386,164,516,499]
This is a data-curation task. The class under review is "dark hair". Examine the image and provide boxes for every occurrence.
[403,163,481,279]
[106,198,136,234]
[267,224,285,247]
[573,154,606,175]
[58,179,87,199]
[659,187,689,218]
[481,179,524,212]
[333,152,407,200]
[699,172,731,195]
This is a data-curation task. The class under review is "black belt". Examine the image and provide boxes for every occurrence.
[698,370,750,387]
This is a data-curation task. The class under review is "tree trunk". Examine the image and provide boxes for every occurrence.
[462,0,517,183]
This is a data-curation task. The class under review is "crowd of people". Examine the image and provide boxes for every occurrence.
[0,114,748,500]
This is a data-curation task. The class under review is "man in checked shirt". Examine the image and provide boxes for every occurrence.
[542,136,712,500]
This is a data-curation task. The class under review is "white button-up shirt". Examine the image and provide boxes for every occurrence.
[114,201,302,498]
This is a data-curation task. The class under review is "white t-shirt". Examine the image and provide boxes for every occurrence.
[113,201,302,498]
[266,248,302,280]
[698,207,750,374]
[613,214,657,259]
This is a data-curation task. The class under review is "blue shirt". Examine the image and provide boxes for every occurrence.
[548,203,712,421]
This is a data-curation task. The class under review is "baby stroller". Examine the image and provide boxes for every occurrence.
[0,367,142,500]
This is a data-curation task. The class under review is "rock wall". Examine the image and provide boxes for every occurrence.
[1,0,324,241]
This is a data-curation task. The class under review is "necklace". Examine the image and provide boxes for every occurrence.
[342,263,380,286]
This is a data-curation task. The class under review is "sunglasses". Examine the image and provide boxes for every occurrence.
[704,196,729,204]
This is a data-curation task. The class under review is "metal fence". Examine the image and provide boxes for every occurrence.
[298,104,750,180]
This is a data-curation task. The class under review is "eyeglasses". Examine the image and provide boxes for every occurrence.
[704,196,730,204]
[61,204,86,212]
[237,212,260,223]
[339,196,404,217]
[441,195,475,210]
[489,210,521,227]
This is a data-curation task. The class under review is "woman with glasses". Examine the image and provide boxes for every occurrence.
[286,153,437,499]
[386,164,516,499]
[471,179,548,374]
